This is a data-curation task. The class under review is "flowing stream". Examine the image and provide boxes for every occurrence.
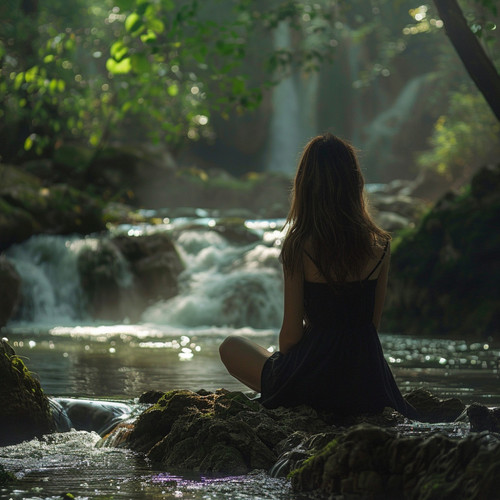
[1,215,499,499]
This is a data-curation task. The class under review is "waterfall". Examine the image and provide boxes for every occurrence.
[266,21,319,174]
[143,228,283,329]
[5,220,285,330]
[6,235,87,323]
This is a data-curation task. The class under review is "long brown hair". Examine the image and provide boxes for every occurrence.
[281,133,390,282]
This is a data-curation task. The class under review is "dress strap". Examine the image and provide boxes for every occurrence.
[364,241,389,281]
[304,249,319,268]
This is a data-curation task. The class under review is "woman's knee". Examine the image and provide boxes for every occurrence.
[219,335,240,364]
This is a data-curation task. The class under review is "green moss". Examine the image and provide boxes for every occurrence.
[288,438,339,480]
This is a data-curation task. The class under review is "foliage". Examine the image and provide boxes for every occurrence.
[417,88,500,180]
[0,0,339,163]
[0,0,498,181]
[401,0,500,179]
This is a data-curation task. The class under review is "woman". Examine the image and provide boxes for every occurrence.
[219,133,416,418]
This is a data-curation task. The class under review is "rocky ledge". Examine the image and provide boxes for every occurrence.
[98,388,500,499]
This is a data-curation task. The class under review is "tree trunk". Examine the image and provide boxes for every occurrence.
[433,0,500,122]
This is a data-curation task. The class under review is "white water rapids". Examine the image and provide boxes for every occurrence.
[5,218,285,330]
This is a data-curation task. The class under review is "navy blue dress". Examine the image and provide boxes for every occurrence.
[260,254,417,418]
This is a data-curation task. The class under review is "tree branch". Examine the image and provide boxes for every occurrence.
[433,0,500,121]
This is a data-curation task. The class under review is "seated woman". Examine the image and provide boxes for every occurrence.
[219,133,417,418]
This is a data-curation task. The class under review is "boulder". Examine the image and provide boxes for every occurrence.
[384,163,500,339]
[0,340,55,446]
[99,387,475,478]
[290,424,500,499]
[0,256,22,328]
[0,164,106,250]
[467,403,500,433]
[404,388,465,423]
[112,232,184,305]
[77,238,135,321]
[77,233,184,321]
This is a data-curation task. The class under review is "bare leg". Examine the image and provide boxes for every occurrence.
[219,335,273,392]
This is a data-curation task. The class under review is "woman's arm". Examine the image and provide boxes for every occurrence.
[278,268,304,353]
[372,243,391,330]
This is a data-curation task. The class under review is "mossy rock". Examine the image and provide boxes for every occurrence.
[290,423,500,499]
[384,163,500,338]
[0,340,55,445]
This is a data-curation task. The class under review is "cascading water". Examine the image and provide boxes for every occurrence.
[143,229,283,329]
[266,21,319,174]
[5,219,285,330]
[6,235,88,323]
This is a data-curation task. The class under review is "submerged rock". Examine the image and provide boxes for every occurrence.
[0,340,55,446]
[0,463,15,486]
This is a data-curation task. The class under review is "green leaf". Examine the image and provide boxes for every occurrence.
[14,72,24,90]
[161,0,175,11]
[167,84,179,96]
[125,12,143,34]
[49,79,58,94]
[149,18,165,34]
[43,54,55,63]
[141,30,157,44]
[110,41,129,61]
[115,0,135,10]
[89,133,100,146]
[232,78,245,94]
[24,135,34,151]
[137,1,150,16]
[106,57,132,74]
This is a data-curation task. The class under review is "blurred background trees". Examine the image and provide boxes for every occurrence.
[1,0,498,186]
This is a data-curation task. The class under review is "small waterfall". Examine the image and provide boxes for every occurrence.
[143,229,284,329]
[6,221,285,330]
[6,235,87,323]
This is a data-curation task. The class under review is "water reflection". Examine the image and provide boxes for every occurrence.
[0,431,298,500]
[6,328,500,405]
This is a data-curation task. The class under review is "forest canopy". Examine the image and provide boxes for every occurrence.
[0,0,499,183]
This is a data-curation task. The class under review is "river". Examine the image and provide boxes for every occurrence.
[1,215,499,499]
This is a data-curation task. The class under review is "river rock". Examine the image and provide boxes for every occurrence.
[0,256,21,329]
[0,164,106,250]
[111,232,184,306]
[290,423,500,499]
[99,388,438,476]
[404,388,465,423]
[77,233,183,321]
[467,403,500,433]
[0,340,55,446]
